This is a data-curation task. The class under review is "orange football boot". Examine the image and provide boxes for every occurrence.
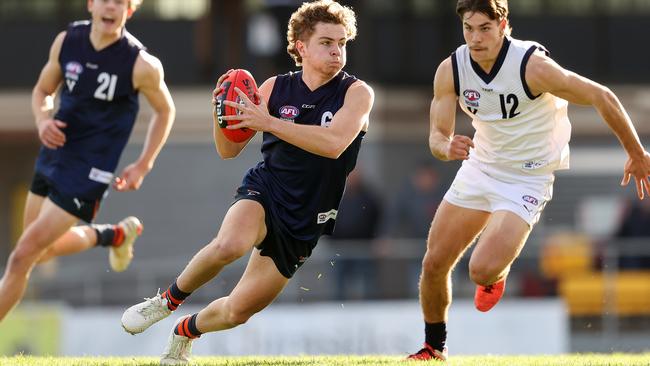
[407,343,448,361]
[475,278,506,312]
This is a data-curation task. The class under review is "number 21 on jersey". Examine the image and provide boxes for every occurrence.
[94,72,117,101]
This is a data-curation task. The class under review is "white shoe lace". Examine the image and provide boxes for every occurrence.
[123,220,138,236]
[164,335,192,361]
[138,291,170,320]
[118,219,135,241]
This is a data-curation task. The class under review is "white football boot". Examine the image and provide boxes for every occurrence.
[160,316,194,365]
[109,216,143,272]
[122,291,172,334]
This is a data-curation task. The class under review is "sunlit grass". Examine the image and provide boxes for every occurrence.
[2,354,650,366]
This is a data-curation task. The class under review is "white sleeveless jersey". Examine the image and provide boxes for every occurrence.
[453,37,571,175]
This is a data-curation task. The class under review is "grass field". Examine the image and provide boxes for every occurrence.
[2,354,650,366]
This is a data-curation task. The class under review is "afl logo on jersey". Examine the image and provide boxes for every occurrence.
[279,105,299,121]
[64,61,84,92]
[65,61,83,81]
[463,89,481,108]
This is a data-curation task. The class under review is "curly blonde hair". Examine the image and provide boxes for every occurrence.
[286,0,357,66]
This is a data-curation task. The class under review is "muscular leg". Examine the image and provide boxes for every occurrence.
[24,193,97,264]
[468,210,531,286]
[194,249,288,332]
[159,248,287,364]
[121,200,268,335]
[419,200,490,323]
[23,192,45,227]
[176,199,267,293]
[0,198,78,321]
[36,226,97,263]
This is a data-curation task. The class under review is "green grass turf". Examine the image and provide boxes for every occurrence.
[2,354,650,366]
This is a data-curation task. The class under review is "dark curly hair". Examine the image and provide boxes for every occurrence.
[456,0,511,36]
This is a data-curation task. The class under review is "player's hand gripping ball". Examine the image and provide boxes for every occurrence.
[215,69,259,142]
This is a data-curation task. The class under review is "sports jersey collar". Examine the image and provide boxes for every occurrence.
[87,21,127,53]
[298,70,343,93]
[470,36,511,84]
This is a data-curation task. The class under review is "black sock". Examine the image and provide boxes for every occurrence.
[162,280,192,311]
[425,321,446,351]
[187,313,202,337]
[173,313,202,339]
[92,224,115,247]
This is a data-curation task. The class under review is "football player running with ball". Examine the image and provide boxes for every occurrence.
[0,0,175,323]
[121,1,374,364]
[408,0,650,361]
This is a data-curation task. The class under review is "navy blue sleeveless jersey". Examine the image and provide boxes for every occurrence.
[242,70,365,241]
[35,21,143,200]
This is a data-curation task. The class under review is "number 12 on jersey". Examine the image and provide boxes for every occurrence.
[499,93,520,119]
[94,72,118,101]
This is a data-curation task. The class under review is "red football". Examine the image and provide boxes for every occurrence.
[215,69,259,142]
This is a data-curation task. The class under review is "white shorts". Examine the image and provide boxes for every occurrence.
[443,159,555,227]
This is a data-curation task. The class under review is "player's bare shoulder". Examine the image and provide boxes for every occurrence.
[437,56,453,74]
[36,31,68,89]
[344,79,374,114]
[133,50,164,91]
[524,49,566,96]
[258,76,278,104]
[344,79,374,132]
[51,31,67,53]
[525,49,555,78]
[47,31,68,64]
[434,56,456,96]
[349,79,374,99]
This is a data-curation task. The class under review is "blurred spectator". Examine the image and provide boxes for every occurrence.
[332,168,382,240]
[376,161,444,298]
[260,0,302,74]
[381,161,444,239]
[613,198,650,269]
[330,168,382,300]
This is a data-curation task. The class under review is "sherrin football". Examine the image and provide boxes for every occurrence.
[215,69,259,142]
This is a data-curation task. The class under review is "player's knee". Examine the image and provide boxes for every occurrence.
[208,239,249,264]
[9,231,56,272]
[7,248,39,274]
[421,252,449,278]
[226,308,253,326]
[468,263,499,286]
[469,271,492,286]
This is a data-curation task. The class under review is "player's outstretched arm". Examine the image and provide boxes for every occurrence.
[115,51,176,191]
[210,71,267,159]
[223,80,374,159]
[526,52,650,199]
[430,57,473,162]
[32,31,67,150]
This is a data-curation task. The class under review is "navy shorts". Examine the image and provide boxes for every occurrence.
[233,185,317,279]
[30,172,100,223]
